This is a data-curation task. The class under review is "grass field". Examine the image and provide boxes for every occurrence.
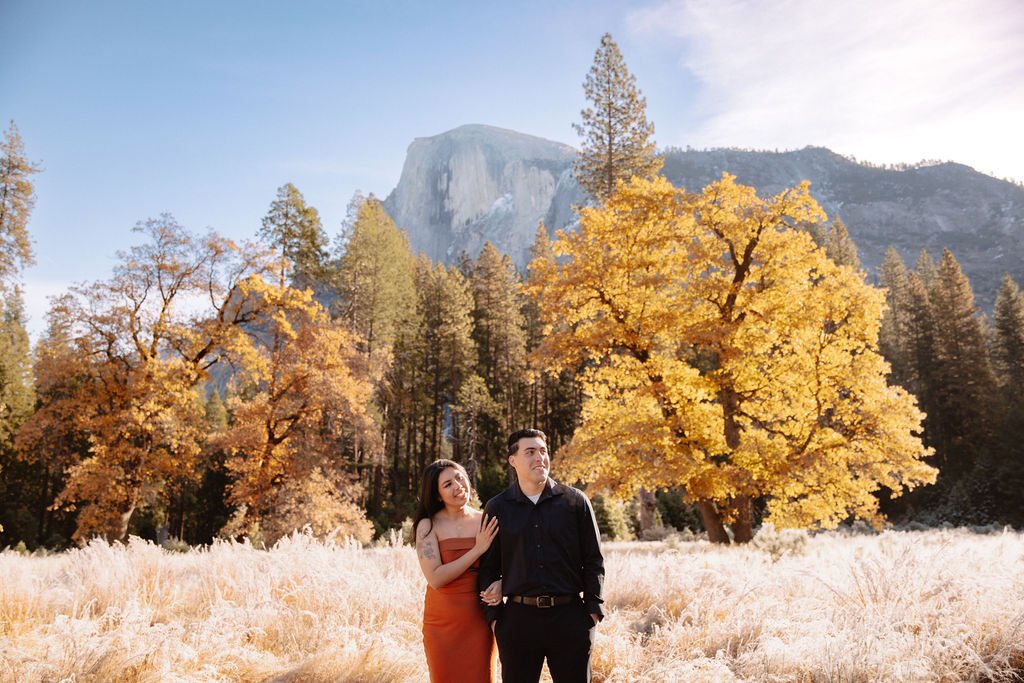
[2,526,1022,682]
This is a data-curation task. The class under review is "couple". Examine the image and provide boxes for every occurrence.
[413,428,606,683]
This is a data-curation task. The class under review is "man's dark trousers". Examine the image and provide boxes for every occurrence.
[494,599,595,683]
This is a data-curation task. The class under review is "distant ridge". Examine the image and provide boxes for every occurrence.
[383,126,1024,308]
[662,146,1024,308]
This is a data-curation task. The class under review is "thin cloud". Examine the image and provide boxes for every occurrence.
[628,0,1024,180]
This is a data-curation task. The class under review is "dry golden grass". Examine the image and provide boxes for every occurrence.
[2,527,1023,682]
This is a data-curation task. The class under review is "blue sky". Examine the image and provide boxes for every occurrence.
[3,0,1023,339]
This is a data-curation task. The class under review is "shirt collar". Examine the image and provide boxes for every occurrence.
[506,477,564,503]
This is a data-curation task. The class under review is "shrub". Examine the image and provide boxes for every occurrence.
[592,494,633,541]
[752,522,808,562]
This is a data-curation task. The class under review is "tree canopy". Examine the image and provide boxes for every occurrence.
[16,216,284,541]
[529,174,936,542]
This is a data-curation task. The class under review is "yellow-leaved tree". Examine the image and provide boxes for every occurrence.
[529,174,936,543]
[16,215,280,542]
[211,276,379,545]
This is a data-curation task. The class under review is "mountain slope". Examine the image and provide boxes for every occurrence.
[383,126,1024,307]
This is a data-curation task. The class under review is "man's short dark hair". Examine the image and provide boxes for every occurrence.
[507,428,547,458]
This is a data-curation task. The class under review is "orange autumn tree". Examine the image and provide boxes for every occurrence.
[17,215,279,542]
[529,175,936,543]
[211,276,379,544]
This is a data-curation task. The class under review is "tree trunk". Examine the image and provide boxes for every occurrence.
[371,463,384,519]
[637,487,658,537]
[731,495,753,543]
[38,471,53,542]
[110,500,138,544]
[178,487,187,540]
[697,499,731,544]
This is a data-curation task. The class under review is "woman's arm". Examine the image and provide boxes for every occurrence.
[416,515,498,590]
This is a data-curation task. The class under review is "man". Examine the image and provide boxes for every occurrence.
[478,428,605,683]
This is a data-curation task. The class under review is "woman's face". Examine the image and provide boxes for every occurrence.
[437,466,470,508]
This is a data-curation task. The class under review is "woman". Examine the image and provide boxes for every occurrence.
[414,459,500,683]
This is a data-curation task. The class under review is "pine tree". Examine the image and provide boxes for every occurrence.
[470,242,528,460]
[903,272,937,405]
[993,273,1024,394]
[408,258,476,469]
[573,33,662,203]
[332,195,418,521]
[914,250,937,291]
[452,374,498,487]
[0,289,34,451]
[379,254,431,509]
[0,289,35,540]
[0,121,39,537]
[0,121,38,285]
[259,183,329,288]
[808,216,860,269]
[204,387,229,432]
[878,248,912,387]
[928,249,997,482]
[334,196,416,355]
[991,273,1024,524]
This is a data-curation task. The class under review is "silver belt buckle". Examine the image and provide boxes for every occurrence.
[536,595,554,608]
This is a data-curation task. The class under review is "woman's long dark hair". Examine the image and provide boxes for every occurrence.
[412,459,469,545]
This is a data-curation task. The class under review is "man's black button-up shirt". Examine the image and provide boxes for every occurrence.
[478,478,605,623]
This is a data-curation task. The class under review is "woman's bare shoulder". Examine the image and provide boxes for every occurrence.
[415,517,436,540]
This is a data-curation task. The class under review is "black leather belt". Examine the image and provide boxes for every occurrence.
[507,594,577,608]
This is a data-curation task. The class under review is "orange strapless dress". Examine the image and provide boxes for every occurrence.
[422,537,497,683]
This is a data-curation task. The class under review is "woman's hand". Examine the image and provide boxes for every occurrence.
[480,579,502,605]
[473,514,499,555]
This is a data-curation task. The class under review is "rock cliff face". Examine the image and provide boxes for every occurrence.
[382,124,582,269]
[383,126,1024,308]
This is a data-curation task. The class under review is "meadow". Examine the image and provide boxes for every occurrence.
[1,526,1022,682]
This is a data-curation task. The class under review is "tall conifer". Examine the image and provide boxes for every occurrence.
[993,273,1024,393]
[0,121,38,285]
[914,250,937,291]
[928,249,997,480]
[878,248,911,387]
[259,183,329,287]
[573,33,662,203]
[335,196,416,355]
[0,289,34,451]
[0,289,35,540]
[332,196,417,519]
[470,243,528,461]
[991,273,1024,524]
[412,259,476,466]
[809,216,860,269]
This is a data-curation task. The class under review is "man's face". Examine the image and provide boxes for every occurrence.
[509,436,550,486]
